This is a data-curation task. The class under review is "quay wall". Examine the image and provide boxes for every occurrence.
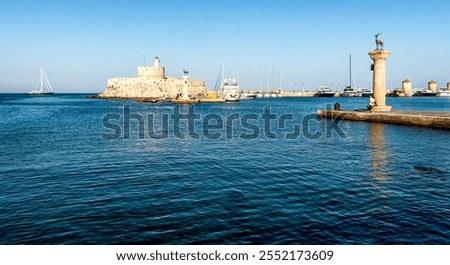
[317,110,450,129]
[281,91,316,97]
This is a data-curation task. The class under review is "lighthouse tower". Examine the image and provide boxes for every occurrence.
[181,70,190,100]
[153,56,160,67]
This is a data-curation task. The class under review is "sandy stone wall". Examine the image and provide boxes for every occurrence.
[98,61,206,99]
[100,77,206,99]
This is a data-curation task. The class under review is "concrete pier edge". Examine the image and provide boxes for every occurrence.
[317,109,450,129]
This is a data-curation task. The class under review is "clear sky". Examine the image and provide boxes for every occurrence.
[1,0,449,92]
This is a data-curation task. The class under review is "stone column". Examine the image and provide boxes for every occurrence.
[368,50,392,112]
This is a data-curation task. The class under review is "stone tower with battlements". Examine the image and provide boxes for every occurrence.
[137,56,165,79]
[99,56,206,99]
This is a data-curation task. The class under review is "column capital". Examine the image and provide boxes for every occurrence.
[368,50,391,60]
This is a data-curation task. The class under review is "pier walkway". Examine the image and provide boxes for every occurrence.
[317,109,450,129]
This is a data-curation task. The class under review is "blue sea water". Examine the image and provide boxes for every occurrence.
[0,94,449,244]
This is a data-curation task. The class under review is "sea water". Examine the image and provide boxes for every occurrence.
[0,94,448,244]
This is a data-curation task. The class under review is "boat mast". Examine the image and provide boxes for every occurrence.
[213,63,224,93]
[40,67,44,93]
[272,64,275,91]
[221,63,224,86]
[258,65,261,91]
[349,54,352,90]
[279,70,282,89]
[41,67,54,93]
[249,64,252,90]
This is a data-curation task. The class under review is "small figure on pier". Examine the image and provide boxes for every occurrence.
[334,102,341,111]
[367,95,376,111]
[374,33,384,50]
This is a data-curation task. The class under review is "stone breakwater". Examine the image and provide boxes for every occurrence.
[317,109,450,129]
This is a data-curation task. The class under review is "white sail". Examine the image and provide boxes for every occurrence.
[26,67,54,95]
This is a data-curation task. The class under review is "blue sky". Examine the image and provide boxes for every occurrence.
[1,0,449,92]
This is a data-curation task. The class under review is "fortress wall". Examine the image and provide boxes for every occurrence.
[101,77,206,99]
[164,77,206,98]
[99,57,206,99]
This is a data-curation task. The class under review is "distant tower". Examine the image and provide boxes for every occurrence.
[447,81,450,91]
[402,79,413,97]
[138,55,165,79]
[402,79,412,93]
[428,80,437,92]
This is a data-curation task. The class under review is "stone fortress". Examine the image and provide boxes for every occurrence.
[98,57,206,99]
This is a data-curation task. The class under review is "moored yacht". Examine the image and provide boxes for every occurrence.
[414,90,438,97]
[221,78,241,102]
[240,91,256,99]
[215,64,241,102]
[315,85,337,97]
[359,88,372,97]
[341,87,362,97]
[437,90,450,97]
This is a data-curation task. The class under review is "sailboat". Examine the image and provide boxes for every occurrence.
[25,67,54,95]
[341,55,361,97]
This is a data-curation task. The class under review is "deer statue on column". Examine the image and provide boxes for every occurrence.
[374,32,384,50]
